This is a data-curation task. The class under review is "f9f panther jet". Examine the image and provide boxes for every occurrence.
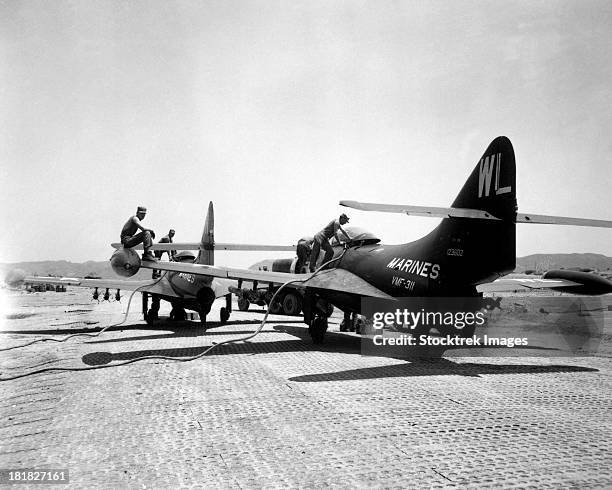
[18,202,295,326]
[28,137,611,343]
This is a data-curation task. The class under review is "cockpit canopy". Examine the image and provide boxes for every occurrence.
[174,250,196,263]
[330,226,381,247]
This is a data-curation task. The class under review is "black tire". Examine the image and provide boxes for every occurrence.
[169,306,186,321]
[237,297,250,311]
[282,293,302,316]
[145,310,158,326]
[197,287,215,319]
[354,317,365,334]
[269,300,282,314]
[220,307,230,323]
[309,316,328,344]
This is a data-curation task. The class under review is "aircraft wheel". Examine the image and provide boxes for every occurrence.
[145,309,158,326]
[354,316,365,334]
[309,316,328,344]
[269,300,282,314]
[220,307,230,323]
[282,293,302,316]
[238,297,250,311]
[170,306,186,321]
[339,319,348,332]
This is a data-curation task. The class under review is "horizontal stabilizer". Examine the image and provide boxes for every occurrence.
[516,213,612,228]
[111,242,296,251]
[341,200,612,228]
[340,201,501,220]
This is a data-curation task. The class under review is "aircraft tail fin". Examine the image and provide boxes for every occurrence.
[196,201,214,265]
[435,136,517,284]
[451,136,516,219]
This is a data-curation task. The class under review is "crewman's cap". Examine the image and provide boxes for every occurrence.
[169,229,175,234]
[137,206,147,213]
[340,213,349,222]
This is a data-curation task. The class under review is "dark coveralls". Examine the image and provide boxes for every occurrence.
[120,217,153,252]
[309,220,340,272]
[295,236,313,273]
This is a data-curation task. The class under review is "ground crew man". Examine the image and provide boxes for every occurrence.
[155,229,176,260]
[295,236,314,273]
[151,229,176,279]
[309,213,351,272]
[152,229,176,278]
[120,206,156,262]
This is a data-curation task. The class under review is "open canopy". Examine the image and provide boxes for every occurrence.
[330,226,381,246]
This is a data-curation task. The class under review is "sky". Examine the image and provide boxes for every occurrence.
[1,0,611,268]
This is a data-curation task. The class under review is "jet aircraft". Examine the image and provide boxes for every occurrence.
[18,202,295,327]
[20,137,612,344]
[113,136,612,343]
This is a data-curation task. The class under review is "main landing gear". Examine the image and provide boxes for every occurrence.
[141,291,233,328]
[142,292,160,326]
[220,293,232,324]
[304,293,334,345]
[197,289,232,330]
[308,315,328,344]
[339,311,363,334]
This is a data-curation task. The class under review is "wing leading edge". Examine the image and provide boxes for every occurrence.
[140,261,393,299]
[477,270,612,295]
[340,200,612,228]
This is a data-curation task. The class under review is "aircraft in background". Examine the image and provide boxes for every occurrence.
[17,202,295,327]
[116,136,612,343]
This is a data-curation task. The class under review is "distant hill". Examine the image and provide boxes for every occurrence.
[515,253,612,274]
[0,260,153,282]
[3,253,612,283]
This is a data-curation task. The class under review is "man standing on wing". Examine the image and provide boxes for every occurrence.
[309,213,351,272]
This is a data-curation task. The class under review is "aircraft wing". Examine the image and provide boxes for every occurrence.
[476,277,581,293]
[23,276,156,291]
[477,270,612,295]
[140,262,393,299]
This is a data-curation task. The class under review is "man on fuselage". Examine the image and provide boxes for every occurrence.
[309,214,350,272]
[120,206,156,262]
